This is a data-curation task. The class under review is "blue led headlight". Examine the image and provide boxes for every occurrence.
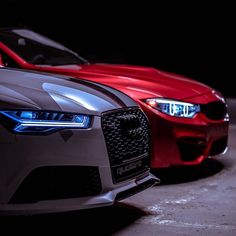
[144,98,200,118]
[0,110,91,134]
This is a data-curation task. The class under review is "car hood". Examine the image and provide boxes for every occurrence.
[50,63,212,101]
[0,68,137,116]
[77,64,213,100]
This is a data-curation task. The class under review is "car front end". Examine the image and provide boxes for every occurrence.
[0,68,158,215]
[140,90,229,167]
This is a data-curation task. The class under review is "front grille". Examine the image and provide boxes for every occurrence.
[9,166,102,204]
[101,107,151,183]
[177,137,207,162]
[209,136,228,156]
[201,101,227,120]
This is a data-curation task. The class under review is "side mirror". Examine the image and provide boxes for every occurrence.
[0,54,5,67]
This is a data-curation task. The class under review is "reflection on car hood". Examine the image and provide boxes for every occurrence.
[74,64,212,100]
[43,63,213,100]
[0,68,137,115]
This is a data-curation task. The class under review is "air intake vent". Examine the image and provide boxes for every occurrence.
[9,166,102,204]
[201,101,227,120]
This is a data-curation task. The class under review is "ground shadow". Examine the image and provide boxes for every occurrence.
[0,202,147,235]
[151,158,224,185]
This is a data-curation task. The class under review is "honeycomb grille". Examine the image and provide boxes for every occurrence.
[101,107,151,183]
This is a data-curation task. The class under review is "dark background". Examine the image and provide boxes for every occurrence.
[0,1,235,96]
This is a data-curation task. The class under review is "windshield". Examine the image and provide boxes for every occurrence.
[0,29,88,66]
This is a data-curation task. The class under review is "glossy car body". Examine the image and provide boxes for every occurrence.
[0,28,229,168]
[0,68,157,215]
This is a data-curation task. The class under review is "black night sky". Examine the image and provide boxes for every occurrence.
[0,1,235,96]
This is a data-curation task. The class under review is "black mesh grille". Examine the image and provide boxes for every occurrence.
[201,101,227,121]
[9,166,102,204]
[101,107,151,183]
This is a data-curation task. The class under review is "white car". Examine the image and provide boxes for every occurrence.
[0,68,158,215]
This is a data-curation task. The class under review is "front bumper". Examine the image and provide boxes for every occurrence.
[140,96,229,168]
[0,115,158,215]
[0,172,158,215]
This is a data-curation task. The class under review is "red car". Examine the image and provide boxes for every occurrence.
[0,28,229,168]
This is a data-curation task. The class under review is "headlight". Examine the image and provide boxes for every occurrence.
[144,98,200,118]
[0,110,91,134]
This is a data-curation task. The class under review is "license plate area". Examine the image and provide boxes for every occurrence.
[111,155,150,184]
